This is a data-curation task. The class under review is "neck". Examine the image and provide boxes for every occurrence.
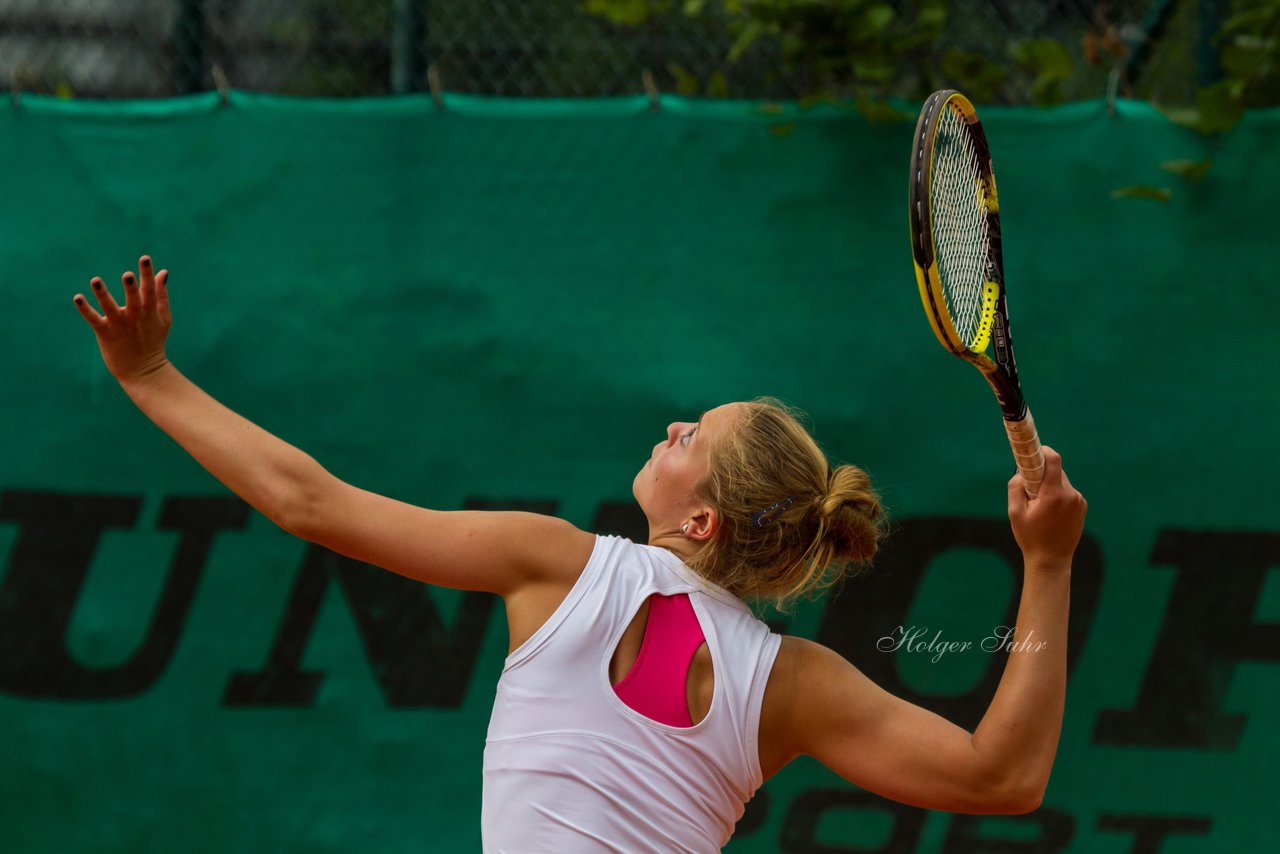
[648,532,699,562]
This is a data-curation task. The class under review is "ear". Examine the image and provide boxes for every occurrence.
[684,505,719,542]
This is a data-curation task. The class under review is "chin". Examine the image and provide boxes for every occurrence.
[631,472,646,508]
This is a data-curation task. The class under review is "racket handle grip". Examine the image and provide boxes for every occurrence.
[1004,408,1045,497]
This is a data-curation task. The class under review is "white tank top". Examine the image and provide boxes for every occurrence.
[481,534,782,853]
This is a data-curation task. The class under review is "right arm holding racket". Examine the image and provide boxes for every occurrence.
[791,88,1087,811]
[778,89,1085,811]
[765,456,1085,814]
[759,89,1085,813]
[71,257,593,621]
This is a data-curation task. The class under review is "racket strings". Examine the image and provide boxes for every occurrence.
[931,105,990,348]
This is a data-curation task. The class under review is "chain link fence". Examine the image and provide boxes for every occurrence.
[0,0,1240,104]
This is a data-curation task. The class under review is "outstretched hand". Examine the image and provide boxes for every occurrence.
[1007,446,1087,571]
[73,255,172,382]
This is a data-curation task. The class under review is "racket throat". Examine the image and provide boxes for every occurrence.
[978,359,1027,422]
[991,310,1012,372]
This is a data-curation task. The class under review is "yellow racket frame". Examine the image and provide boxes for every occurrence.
[912,92,1003,369]
[909,89,1045,496]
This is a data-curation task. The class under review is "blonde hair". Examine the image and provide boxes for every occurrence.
[685,397,885,611]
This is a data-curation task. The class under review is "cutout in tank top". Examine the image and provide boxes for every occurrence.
[612,593,707,727]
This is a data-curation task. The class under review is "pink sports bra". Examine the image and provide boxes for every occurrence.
[612,593,707,727]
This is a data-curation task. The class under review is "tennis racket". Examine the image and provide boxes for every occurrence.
[907,89,1045,496]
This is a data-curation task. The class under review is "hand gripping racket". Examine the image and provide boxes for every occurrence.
[908,89,1045,496]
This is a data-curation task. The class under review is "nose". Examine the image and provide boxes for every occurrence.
[666,422,681,445]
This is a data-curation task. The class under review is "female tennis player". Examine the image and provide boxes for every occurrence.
[74,257,1086,852]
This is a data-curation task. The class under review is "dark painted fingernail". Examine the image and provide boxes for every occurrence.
[74,296,83,304]
[125,274,135,285]
[142,258,151,268]
[92,281,101,289]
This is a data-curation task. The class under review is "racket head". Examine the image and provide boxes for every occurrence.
[909,89,1025,421]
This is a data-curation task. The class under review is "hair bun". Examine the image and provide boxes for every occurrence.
[818,465,884,564]
[680,397,887,611]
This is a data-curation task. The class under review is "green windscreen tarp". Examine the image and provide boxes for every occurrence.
[1,91,1277,852]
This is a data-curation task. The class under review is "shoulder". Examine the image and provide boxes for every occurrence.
[766,635,882,720]
[511,514,599,588]
[497,520,599,654]
[762,635,835,714]
[757,636,811,777]
[758,635,878,778]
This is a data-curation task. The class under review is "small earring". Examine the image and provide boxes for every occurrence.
[681,523,689,535]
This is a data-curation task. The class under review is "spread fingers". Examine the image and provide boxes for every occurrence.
[121,269,140,310]
[138,255,155,307]
[89,276,122,318]
[72,288,106,329]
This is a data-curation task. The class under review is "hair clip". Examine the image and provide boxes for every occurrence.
[752,496,795,528]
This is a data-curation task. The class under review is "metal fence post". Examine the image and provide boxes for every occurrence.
[173,0,207,95]
[1198,0,1223,86]
[392,0,427,94]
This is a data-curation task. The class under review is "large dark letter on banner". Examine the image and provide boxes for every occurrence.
[781,789,925,853]
[942,811,1075,852]
[591,500,650,543]
[0,491,248,699]
[817,516,1102,730]
[224,498,553,708]
[1093,529,1280,749]
[1095,813,1212,852]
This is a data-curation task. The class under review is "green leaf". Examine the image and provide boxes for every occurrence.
[667,62,701,96]
[939,49,1006,102]
[779,32,806,63]
[1160,158,1213,182]
[855,96,913,123]
[798,90,837,109]
[1110,186,1173,202]
[917,0,948,32]
[682,0,706,15]
[878,0,945,47]
[726,19,767,65]
[1158,105,1201,129]
[1221,40,1274,77]
[1195,80,1246,133]
[583,0,654,26]
[865,4,894,32]
[1220,7,1278,37]
[1008,38,1073,80]
[852,54,898,83]
[1031,76,1066,106]
[705,70,730,98]
[1008,38,1073,106]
